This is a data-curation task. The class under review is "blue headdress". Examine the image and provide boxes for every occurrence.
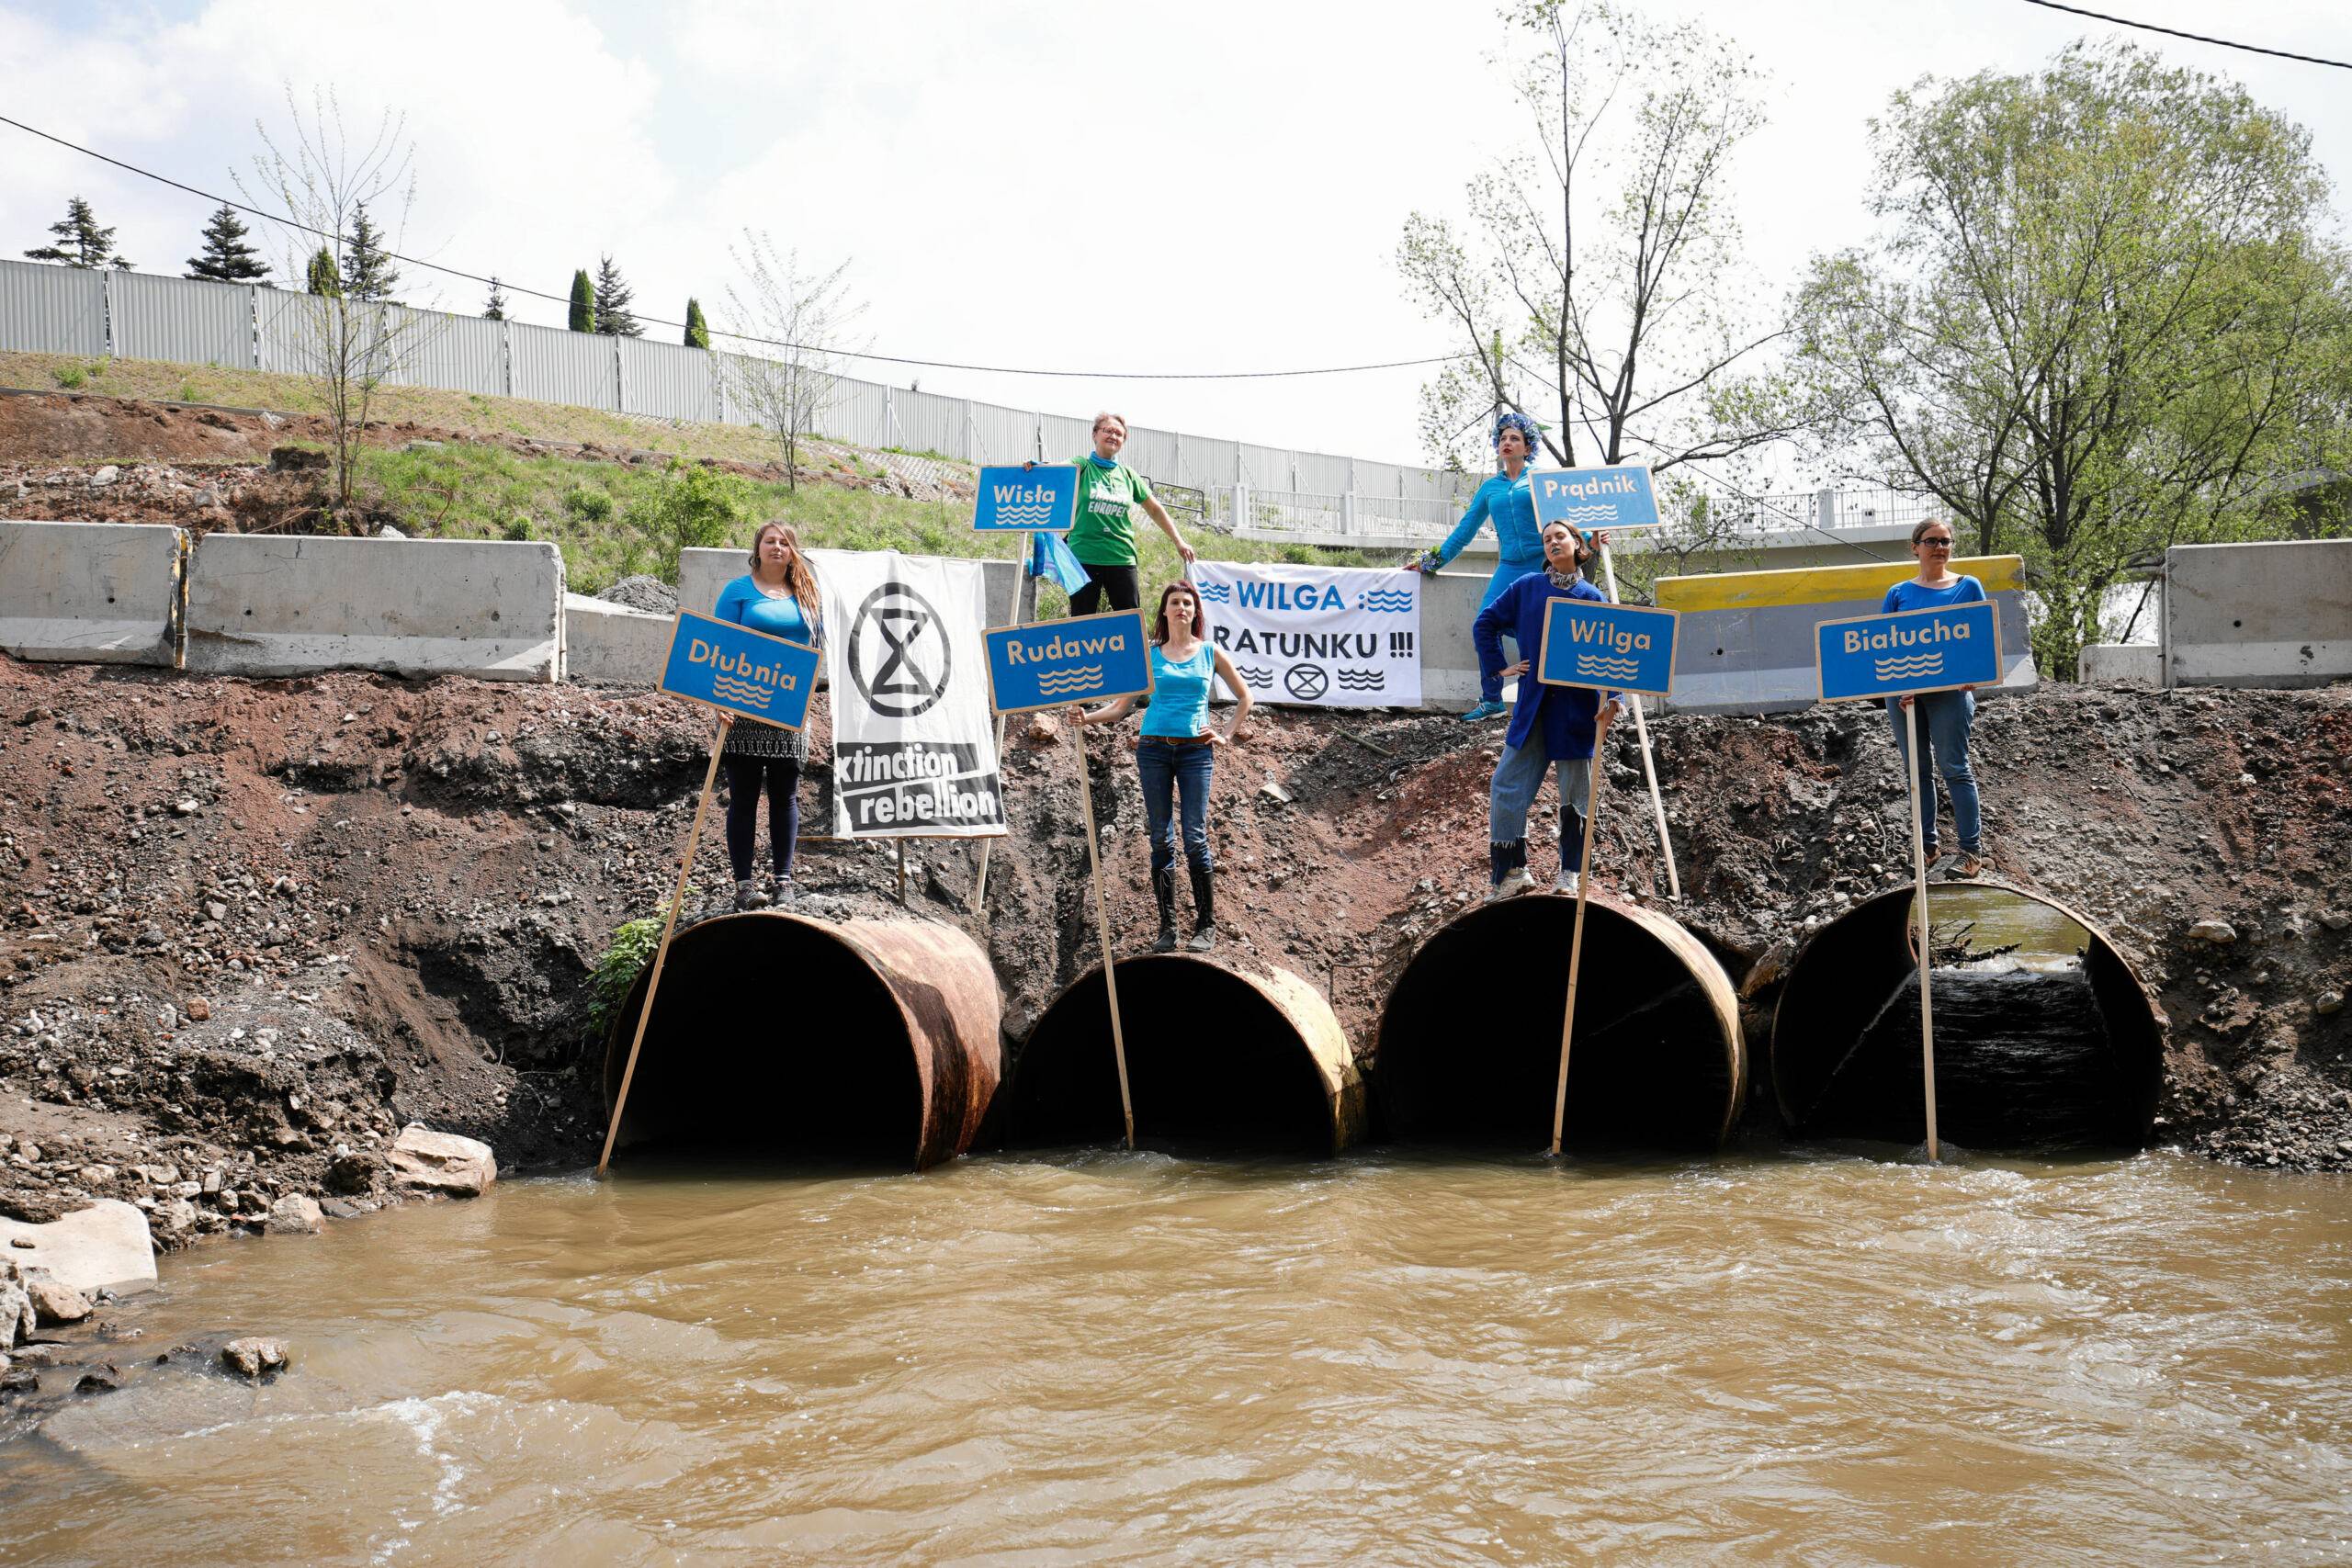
[1491,411,1543,466]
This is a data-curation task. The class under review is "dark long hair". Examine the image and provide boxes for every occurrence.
[1150,581,1204,645]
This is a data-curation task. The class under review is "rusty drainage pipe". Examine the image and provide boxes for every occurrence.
[1376,892,1746,1151]
[1770,881,2165,1149]
[601,912,1001,1170]
[1004,955,1367,1155]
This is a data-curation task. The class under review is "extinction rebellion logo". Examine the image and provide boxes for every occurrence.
[848,580,952,718]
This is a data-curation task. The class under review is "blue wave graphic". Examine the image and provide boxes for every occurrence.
[1235,664,1272,685]
[1334,669,1386,688]
[1195,581,1233,603]
[1357,590,1416,614]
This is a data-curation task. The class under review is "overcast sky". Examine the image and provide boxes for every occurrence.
[3,0,2346,476]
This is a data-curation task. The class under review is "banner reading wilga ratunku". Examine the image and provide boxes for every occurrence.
[810,549,1007,839]
[1192,562,1421,707]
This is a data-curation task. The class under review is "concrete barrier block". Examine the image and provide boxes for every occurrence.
[0,520,182,666]
[2165,539,2351,689]
[185,536,563,681]
[2080,644,2161,684]
[564,592,671,685]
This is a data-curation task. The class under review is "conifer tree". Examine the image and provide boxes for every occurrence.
[568,268,596,333]
[483,276,507,320]
[684,297,711,349]
[186,203,268,282]
[24,196,130,269]
[339,203,400,300]
[305,246,343,297]
[592,254,641,336]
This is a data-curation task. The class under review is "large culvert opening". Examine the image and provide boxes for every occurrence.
[1007,956,1341,1155]
[1770,883,2163,1150]
[602,914,924,1165]
[1376,896,1743,1152]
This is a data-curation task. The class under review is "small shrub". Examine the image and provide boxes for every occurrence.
[563,483,615,523]
[586,891,695,1037]
[501,512,536,542]
[625,459,748,581]
[52,365,85,389]
[177,378,201,403]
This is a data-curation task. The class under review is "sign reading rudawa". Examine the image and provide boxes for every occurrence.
[812,548,1006,838]
[1191,562,1420,707]
[986,611,1153,714]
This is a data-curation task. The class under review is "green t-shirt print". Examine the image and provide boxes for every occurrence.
[1064,456,1154,567]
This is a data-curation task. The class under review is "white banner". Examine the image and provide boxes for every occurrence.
[1193,562,1422,707]
[810,549,1007,838]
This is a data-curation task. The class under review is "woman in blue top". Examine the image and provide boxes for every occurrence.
[1408,411,1606,722]
[1069,581,1253,952]
[1883,519,1988,880]
[713,521,823,909]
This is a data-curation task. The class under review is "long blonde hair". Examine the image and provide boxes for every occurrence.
[749,521,822,637]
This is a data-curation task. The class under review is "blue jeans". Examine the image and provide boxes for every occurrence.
[1136,738,1214,875]
[1886,689,1981,852]
[1489,740,1593,873]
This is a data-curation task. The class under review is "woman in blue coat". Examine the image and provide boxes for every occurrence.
[1411,411,1604,721]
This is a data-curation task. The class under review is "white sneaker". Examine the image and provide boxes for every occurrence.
[1554,866,1580,895]
[1486,867,1536,902]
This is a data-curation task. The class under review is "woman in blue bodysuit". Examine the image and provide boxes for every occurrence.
[1409,411,1605,721]
[1069,581,1253,953]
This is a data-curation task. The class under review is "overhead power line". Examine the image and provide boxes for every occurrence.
[0,111,1472,382]
[2018,1,2352,70]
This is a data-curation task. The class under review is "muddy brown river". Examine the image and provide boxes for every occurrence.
[5,1149,2347,1563]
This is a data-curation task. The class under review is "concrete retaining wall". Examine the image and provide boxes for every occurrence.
[2165,540,2351,689]
[0,520,183,666]
[2080,644,2162,684]
[185,536,564,682]
[563,592,671,686]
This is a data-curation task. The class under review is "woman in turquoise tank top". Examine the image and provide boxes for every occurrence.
[1069,581,1254,952]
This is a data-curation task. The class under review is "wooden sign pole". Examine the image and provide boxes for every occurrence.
[971,559,1042,914]
[1905,700,1942,1163]
[1597,545,1681,900]
[598,719,728,1177]
[1069,721,1137,1148]
[1549,740,1609,1157]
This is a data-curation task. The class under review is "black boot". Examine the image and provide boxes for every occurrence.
[1185,863,1216,952]
[1152,867,1179,953]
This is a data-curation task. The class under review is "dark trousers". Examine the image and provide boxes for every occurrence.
[1069,563,1140,616]
[1136,738,1215,875]
[723,754,801,881]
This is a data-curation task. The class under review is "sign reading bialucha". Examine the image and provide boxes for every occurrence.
[1815,600,2001,703]
[985,610,1153,714]
[1190,562,1420,707]
[810,548,1006,839]
[659,610,820,728]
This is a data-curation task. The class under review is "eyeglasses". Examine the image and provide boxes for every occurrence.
[1918,538,1954,548]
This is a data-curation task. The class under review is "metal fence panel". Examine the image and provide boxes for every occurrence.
[390,308,505,396]
[1039,413,1093,461]
[969,402,1036,465]
[1178,435,1238,488]
[890,387,968,458]
[109,272,251,366]
[0,259,107,355]
[812,374,890,448]
[510,321,617,410]
[254,287,328,377]
[618,337,718,423]
[1122,424,1181,481]
[1238,443,1295,489]
[1401,465,1473,503]
[1295,452,1353,495]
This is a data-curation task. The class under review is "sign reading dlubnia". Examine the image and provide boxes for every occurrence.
[658,609,820,728]
[985,610,1154,714]
[1815,601,2001,703]
[1536,599,1679,697]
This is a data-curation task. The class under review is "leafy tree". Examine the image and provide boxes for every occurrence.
[186,202,268,282]
[25,196,130,269]
[1792,40,2352,676]
[1396,2,1798,481]
[568,267,596,333]
[339,201,400,300]
[593,254,641,336]
[482,276,507,320]
[305,245,342,297]
[684,296,710,349]
[626,458,747,579]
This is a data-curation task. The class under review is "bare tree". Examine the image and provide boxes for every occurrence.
[237,86,431,519]
[720,231,865,491]
[1398,1,1804,480]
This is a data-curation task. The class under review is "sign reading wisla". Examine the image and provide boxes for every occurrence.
[975,465,1078,532]
[1815,600,2002,702]
[986,610,1153,714]
[658,609,819,728]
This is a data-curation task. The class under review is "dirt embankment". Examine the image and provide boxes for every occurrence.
[1,658,2347,1250]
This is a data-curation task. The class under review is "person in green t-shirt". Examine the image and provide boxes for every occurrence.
[1035,412,1196,615]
